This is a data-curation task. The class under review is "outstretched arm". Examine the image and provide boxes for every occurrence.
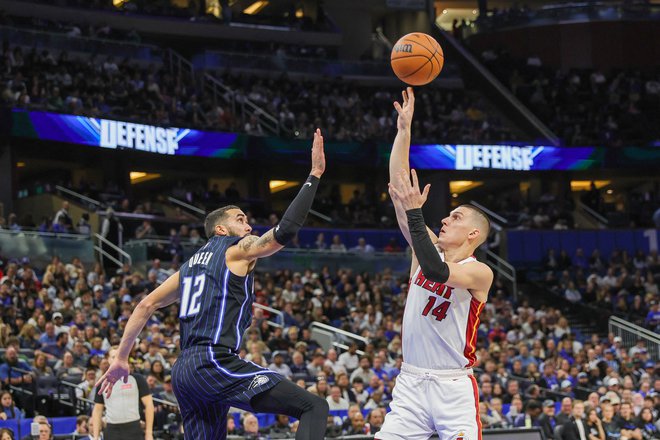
[95,272,180,397]
[389,88,437,248]
[228,128,325,263]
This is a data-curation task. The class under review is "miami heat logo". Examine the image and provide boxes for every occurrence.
[451,431,469,440]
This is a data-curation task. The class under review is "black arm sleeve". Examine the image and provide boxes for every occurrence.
[274,175,320,245]
[405,208,450,283]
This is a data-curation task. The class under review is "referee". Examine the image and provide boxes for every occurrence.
[91,347,154,440]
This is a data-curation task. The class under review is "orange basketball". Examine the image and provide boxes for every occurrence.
[391,32,444,86]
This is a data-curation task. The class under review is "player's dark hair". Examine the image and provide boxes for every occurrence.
[204,205,240,238]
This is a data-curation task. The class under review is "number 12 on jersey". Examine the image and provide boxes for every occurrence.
[421,296,450,321]
[180,274,206,318]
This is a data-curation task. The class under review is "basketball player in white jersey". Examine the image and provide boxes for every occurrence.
[376,87,494,440]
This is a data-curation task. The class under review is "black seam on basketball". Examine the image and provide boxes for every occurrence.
[391,54,432,61]
[402,37,435,57]
[400,58,432,79]
[424,34,440,56]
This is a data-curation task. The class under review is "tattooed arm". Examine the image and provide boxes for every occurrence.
[225,230,284,274]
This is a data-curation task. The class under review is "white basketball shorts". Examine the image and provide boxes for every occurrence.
[376,363,482,440]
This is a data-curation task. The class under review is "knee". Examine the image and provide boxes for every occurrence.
[313,395,329,416]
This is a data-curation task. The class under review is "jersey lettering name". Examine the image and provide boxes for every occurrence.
[413,271,454,299]
[188,252,213,268]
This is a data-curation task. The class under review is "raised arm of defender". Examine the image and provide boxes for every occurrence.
[227,128,325,264]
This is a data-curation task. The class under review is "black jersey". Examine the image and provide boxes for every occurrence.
[178,235,255,352]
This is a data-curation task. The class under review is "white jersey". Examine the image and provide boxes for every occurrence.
[402,252,485,370]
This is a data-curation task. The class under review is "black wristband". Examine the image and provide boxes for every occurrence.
[274,175,320,245]
[405,208,450,283]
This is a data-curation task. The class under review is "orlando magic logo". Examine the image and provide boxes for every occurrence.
[249,375,270,390]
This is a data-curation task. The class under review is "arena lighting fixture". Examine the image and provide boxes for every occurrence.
[269,180,300,193]
[16,162,25,168]
[129,172,161,184]
[243,1,269,15]
[449,180,483,194]
[570,180,610,191]
[112,0,127,7]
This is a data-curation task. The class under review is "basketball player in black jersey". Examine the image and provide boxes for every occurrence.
[97,129,329,439]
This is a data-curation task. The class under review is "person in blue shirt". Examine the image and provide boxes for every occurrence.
[0,391,24,420]
[38,322,57,347]
[0,347,33,386]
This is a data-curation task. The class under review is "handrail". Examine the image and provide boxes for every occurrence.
[55,185,104,208]
[0,229,89,240]
[0,24,162,57]
[309,209,332,223]
[167,196,206,216]
[204,72,282,136]
[609,316,660,343]
[484,249,518,300]
[94,233,132,266]
[469,200,508,225]
[253,303,284,328]
[93,245,122,268]
[436,26,560,146]
[578,201,609,226]
[309,321,369,346]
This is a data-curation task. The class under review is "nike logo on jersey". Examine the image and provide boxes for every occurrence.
[304,182,312,187]
[249,375,270,389]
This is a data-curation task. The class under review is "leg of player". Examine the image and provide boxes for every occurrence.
[250,379,329,440]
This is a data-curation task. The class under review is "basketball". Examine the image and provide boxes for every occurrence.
[391,32,444,86]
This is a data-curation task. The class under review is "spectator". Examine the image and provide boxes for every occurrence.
[329,235,347,253]
[367,408,385,435]
[53,201,73,232]
[0,392,24,420]
[326,385,349,411]
[32,353,54,378]
[350,238,375,253]
[559,400,589,440]
[267,414,291,438]
[241,413,262,439]
[337,343,359,373]
[584,408,605,440]
[514,399,542,428]
[72,414,91,439]
[538,399,558,439]
[76,368,98,400]
[345,411,368,435]
[349,356,375,384]
[0,428,14,440]
[268,351,292,379]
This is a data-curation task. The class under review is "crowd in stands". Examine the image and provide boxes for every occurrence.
[477,48,660,147]
[0,40,518,146]
[219,71,516,144]
[541,246,660,332]
[0,243,657,438]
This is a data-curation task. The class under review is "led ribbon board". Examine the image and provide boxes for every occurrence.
[11,109,245,158]
[408,144,600,171]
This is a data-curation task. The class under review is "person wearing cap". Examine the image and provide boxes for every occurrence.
[537,400,557,440]
[268,351,292,380]
[575,372,591,400]
[52,312,70,335]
